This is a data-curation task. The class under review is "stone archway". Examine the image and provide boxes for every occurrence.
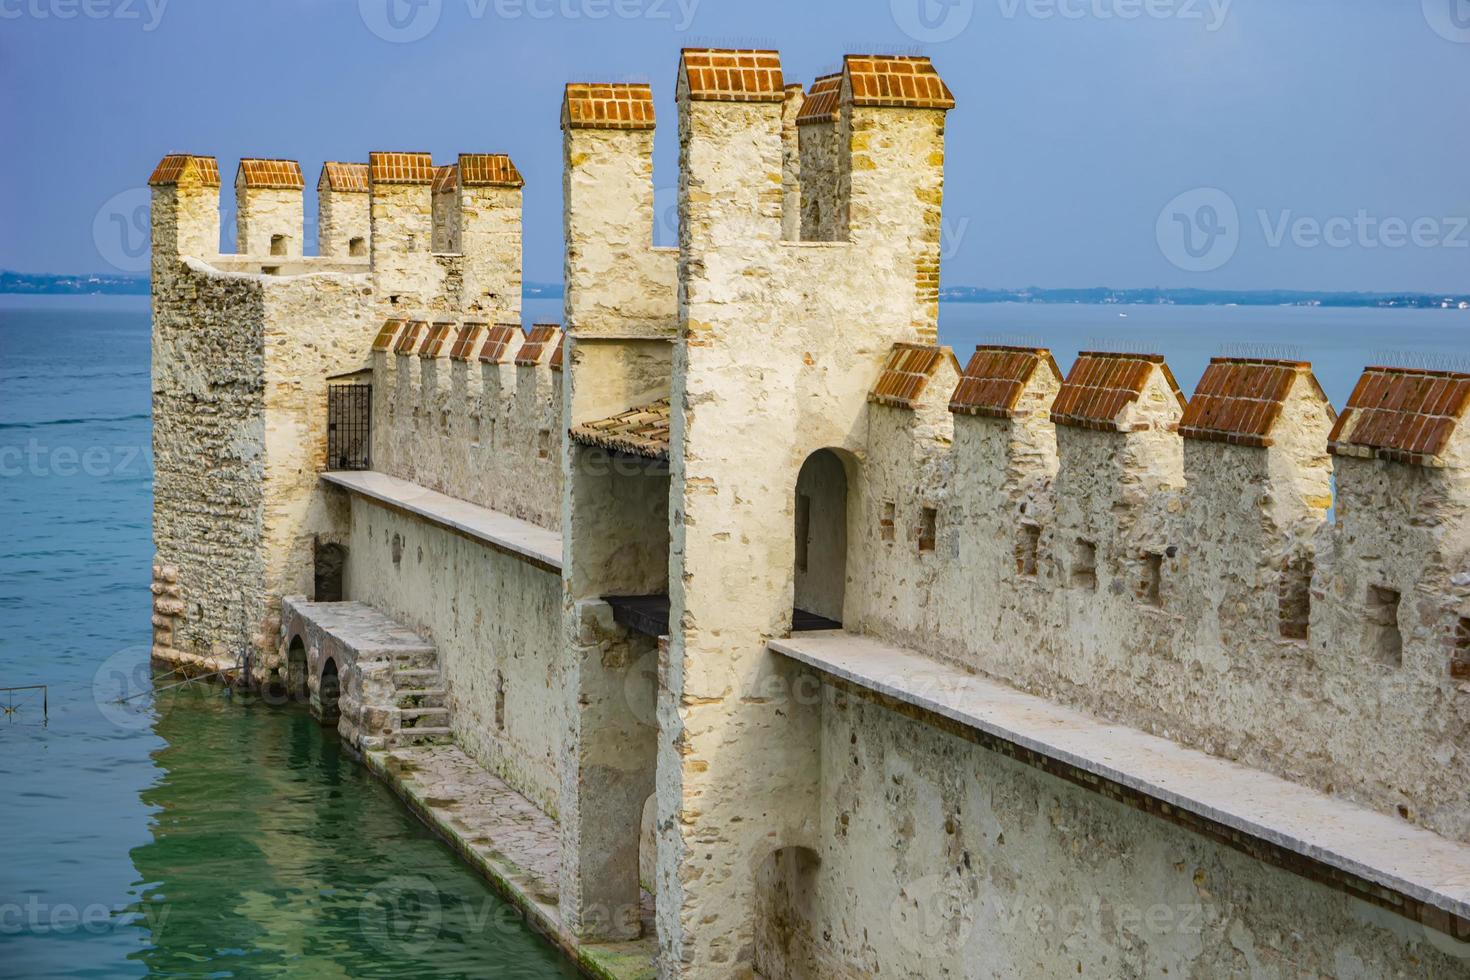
[794,449,850,626]
[286,635,308,702]
[315,657,341,726]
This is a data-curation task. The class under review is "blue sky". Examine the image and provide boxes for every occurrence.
[2,0,1467,292]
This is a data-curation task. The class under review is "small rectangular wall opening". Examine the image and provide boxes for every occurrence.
[1453,618,1470,680]
[270,234,287,256]
[471,415,482,445]
[795,494,811,572]
[538,429,551,460]
[880,501,896,543]
[349,236,367,257]
[1015,524,1041,577]
[1278,557,1313,641]
[494,670,506,731]
[1368,586,1403,666]
[918,507,937,553]
[1072,539,1097,590]
[1139,553,1163,607]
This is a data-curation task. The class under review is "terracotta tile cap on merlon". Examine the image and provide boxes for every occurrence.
[1180,357,1333,450]
[1328,365,1470,467]
[843,54,955,111]
[369,152,435,185]
[949,345,1063,419]
[563,82,656,131]
[680,49,784,103]
[319,162,370,193]
[1050,351,1185,433]
[236,159,305,190]
[869,342,962,410]
[148,154,221,188]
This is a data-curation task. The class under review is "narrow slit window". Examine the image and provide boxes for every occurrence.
[918,507,937,553]
[1016,524,1041,577]
[1072,538,1097,590]
[1278,558,1313,641]
[1139,553,1163,607]
[1453,618,1470,680]
[494,670,506,731]
[538,429,551,460]
[795,494,811,572]
[1368,586,1403,666]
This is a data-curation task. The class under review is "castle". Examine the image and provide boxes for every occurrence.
[149,49,1470,979]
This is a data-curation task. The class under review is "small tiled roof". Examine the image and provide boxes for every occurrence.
[372,318,406,353]
[515,324,562,367]
[432,164,458,194]
[844,55,955,111]
[148,154,220,187]
[449,323,484,361]
[236,159,304,190]
[869,342,961,410]
[459,153,524,188]
[949,345,1063,419]
[1328,366,1470,466]
[797,73,842,126]
[478,323,522,364]
[571,398,671,461]
[681,49,784,103]
[562,83,656,130]
[319,162,370,193]
[369,152,435,185]
[549,335,566,372]
[421,322,455,358]
[1050,352,1186,432]
[393,321,428,356]
[1181,358,1333,449]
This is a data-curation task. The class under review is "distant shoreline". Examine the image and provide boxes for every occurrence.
[4,272,1467,310]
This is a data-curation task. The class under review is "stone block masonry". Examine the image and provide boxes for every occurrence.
[150,46,1470,980]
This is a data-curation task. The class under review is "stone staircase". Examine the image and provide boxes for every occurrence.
[388,647,454,748]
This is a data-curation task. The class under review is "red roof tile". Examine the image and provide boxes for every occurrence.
[949,345,1063,419]
[1328,366,1470,466]
[393,321,428,356]
[869,342,961,410]
[681,49,784,103]
[420,322,454,358]
[478,323,522,365]
[515,324,562,367]
[236,159,304,190]
[1050,352,1186,432]
[549,334,566,372]
[372,318,406,353]
[797,73,842,126]
[563,83,657,130]
[449,323,485,361]
[1181,358,1332,449]
[458,153,524,188]
[148,154,221,187]
[318,162,370,193]
[843,55,955,111]
[369,152,435,185]
[570,398,671,461]
[432,164,458,194]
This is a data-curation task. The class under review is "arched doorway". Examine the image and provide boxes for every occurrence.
[316,657,341,726]
[286,636,308,702]
[794,449,848,627]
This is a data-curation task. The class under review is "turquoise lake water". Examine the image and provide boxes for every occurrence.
[1,294,1466,977]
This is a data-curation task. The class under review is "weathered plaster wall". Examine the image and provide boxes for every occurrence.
[344,496,565,814]
[783,683,1470,979]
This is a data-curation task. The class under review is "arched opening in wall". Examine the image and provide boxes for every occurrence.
[314,540,346,603]
[349,237,367,257]
[638,793,657,907]
[794,449,849,629]
[316,657,341,725]
[286,636,308,702]
[270,234,287,256]
[753,846,821,980]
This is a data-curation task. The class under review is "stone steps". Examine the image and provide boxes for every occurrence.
[391,648,439,671]
[392,667,441,686]
[399,706,450,729]
[390,726,455,747]
[395,688,448,709]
